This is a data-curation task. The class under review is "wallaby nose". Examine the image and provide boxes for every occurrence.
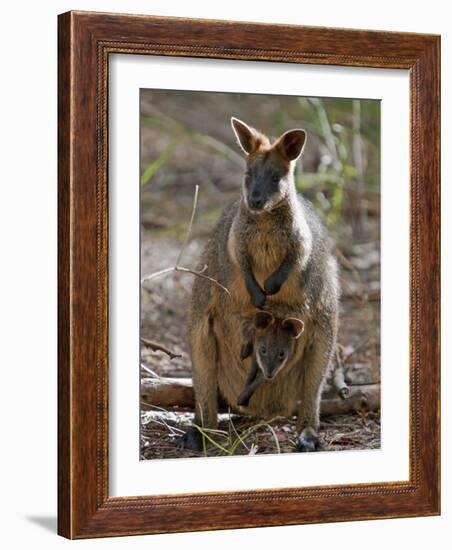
[249,192,264,210]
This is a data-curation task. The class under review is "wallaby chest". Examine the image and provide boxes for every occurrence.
[233,216,291,272]
[227,211,307,310]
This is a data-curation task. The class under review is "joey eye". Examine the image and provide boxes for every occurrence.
[260,346,267,356]
[278,350,286,360]
[272,174,279,183]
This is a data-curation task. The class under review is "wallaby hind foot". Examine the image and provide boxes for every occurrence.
[296,427,322,452]
[178,426,204,452]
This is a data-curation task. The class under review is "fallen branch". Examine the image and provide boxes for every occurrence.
[140,338,182,360]
[331,346,349,399]
[141,363,161,378]
[143,264,230,295]
[141,185,230,296]
[332,367,349,400]
[141,376,213,409]
[320,384,380,416]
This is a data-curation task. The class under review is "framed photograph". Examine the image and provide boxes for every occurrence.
[58,11,440,538]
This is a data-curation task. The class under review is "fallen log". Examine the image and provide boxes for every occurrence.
[320,384,380,416]
[141,375,380,417]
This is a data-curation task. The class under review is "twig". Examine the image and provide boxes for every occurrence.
[176,184,199,267]
[229,413,249,451]
[332,346,350,399]
[140,337,182,360]
[262,422,281,454]
[144,264,229,293]
[332,366,350,400]
[141,185,230,296]
[174,266,230,294]
[145,415,185,436]
[141,266,176,283]
[343,336,370,363]
[140,363,161,378]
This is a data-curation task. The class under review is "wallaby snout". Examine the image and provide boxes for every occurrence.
[249,189,265,211]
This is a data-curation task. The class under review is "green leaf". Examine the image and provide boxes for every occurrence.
[140,148,172,186]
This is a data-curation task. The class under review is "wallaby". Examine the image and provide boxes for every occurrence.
[237,311,304,407]
[184,117,339,453]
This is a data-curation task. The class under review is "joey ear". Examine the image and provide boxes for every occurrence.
[254,311,275,330]
[282,318,305,339]
[231,117,261,155]
[275,129,306,161]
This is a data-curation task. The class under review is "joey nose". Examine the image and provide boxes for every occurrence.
[264,370,275,380]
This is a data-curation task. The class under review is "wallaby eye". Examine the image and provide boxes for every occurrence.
[260,346,267,356]
[278,350,285,359]
[272,174,279,183]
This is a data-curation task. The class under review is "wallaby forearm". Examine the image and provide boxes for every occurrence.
[237,359,263,407]
[239,253,266,309]
[245,357,259,386]
[240,340,253,360]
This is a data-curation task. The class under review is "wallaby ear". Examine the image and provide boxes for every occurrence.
[282,318,305,339]
[275,129,306,161]
[231,117,261,155]
[254,311,275,330]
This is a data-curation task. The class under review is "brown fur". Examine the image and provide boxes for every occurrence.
[187,119,339,451]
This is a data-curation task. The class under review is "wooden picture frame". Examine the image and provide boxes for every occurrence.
[58,11,440,538]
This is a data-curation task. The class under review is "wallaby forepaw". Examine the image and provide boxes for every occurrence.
[295,428,322,452]
[263,276,281,296]
[250,288,266,308]
[237,392,251,407]
[240,341,253,360]
[178,427,204,452]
